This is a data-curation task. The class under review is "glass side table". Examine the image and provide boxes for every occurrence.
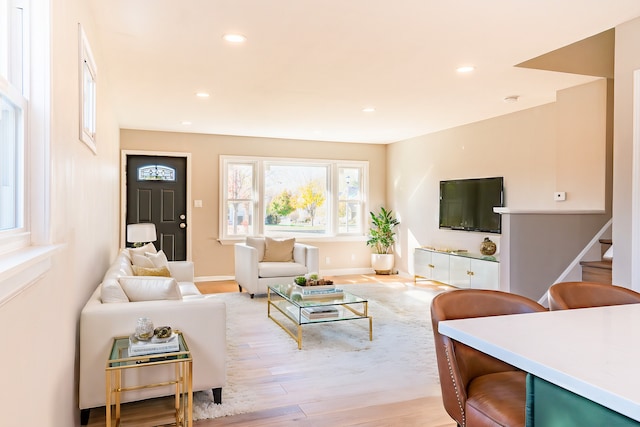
[105,331,193,427]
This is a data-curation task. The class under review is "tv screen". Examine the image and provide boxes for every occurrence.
[439,177,504,234]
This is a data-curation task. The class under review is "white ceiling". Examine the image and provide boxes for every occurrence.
[87,0,640,144]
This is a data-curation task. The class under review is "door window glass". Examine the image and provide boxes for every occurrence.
[137,165,176,182]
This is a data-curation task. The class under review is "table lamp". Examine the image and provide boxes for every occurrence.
[126,223,157,247]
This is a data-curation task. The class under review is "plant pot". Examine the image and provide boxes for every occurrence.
[371,254,394,275]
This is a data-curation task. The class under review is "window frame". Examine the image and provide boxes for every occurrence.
[0,0,54,306]
[220,155,368,242]
[0,0,29,250]
[78,23,97,154]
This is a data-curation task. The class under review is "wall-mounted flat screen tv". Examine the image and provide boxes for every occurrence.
[439,176,504,234]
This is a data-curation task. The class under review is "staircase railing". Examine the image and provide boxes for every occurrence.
[537,218,612,306]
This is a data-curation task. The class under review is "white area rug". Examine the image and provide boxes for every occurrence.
[193,282,445,421]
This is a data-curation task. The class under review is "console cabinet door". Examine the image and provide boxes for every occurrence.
[414,249,433,279]
[469,259,500,290]
[431,252,450,284]
[449,256,471,288]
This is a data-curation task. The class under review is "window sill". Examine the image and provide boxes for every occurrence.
[218,235,368,246]
[0,244,61,307]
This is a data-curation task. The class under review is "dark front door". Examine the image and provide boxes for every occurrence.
[126,155,187,261]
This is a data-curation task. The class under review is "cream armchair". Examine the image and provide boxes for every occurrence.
[235,236,319,297]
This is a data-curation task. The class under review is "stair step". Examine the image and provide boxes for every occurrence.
[581,260,612,284]
[599,238,612,245]
[580,260,612,270]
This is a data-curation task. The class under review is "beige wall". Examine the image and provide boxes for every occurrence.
[120,131,387,277]
[613,16,640,289]
[388,79,608,276]
[0,1,121,426]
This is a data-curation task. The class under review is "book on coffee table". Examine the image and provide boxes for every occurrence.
[301,306,340,319]
[294,284,344,299]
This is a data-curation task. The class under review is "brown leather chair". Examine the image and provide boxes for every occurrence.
[548,281,640,310]
[431,289,546,427]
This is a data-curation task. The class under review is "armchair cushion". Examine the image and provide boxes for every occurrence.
[263,237,295,262]
[259,261,308,278]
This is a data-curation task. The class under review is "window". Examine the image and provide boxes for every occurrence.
[79,24,97,153]
[221,156,368,240]
[0,0,27,236]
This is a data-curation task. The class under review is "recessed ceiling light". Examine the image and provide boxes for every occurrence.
[503,95,519,103]
[223,34,246,43]
[456,66,475,73]
[196,92,210,98]
[362,107,376,113]
[181,121,192,125]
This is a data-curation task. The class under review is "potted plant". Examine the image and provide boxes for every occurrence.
[366,207,400,274]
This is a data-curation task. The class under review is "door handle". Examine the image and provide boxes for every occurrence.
[180,223,186,229]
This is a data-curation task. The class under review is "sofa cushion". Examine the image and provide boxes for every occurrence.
[101,278,130,303]
[259,261,308,278]
[178,282,201,296]
[246,236,266,261]
[132,253,155,268]
[127,242,157,258]
[263,237,295,262]
[118,276,182,301]
[146,249,170,268]
[132,265,172,277]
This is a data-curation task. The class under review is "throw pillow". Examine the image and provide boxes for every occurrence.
[145,249,170,268]
[118,276,182,301]
[263,237,295,262]
[132,265,172,277]
[132,253,155,268]
[128,242,157,258]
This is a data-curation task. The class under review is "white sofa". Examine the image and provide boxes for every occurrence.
[79,247,226,424]
[234,236,319,297]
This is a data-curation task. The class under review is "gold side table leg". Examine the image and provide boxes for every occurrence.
[187,360,193,426]
[175,362,181,425]
[115,369,121,426]
[297,325,302,350]
[105,371,111,427]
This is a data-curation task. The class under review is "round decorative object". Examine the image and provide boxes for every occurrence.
[135,317,154,341]
[480,237,497,256]
[154,326,172,339]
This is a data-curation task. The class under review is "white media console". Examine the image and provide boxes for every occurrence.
[414,247,500,290]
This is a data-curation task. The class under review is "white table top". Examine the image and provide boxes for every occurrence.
[438,304,640,421]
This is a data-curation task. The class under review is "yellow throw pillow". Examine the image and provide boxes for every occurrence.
[132,265,172,277]
[263,237,295,262]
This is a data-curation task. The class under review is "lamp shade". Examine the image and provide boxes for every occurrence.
[127,223,157,243]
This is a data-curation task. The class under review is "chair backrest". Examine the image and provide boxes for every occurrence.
[430,289,546,426]
[548,281,640,310]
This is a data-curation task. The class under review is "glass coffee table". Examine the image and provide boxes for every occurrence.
[268,284,373,349]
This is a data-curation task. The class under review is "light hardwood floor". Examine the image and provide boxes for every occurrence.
[86,275,456,427]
